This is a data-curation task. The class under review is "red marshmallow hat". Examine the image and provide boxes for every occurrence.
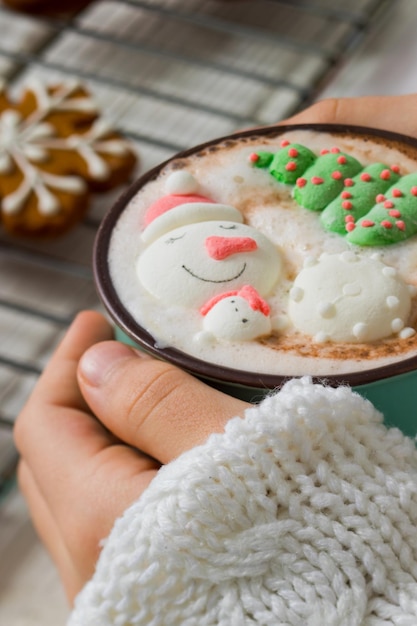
[200,285,271,317]
[141,170,243,244]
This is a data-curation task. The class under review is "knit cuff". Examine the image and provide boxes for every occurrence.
[68,377,417,626]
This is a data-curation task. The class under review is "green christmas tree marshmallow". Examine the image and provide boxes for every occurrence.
[250,142,316,185]
[346,173,417,246]
[249,139,417,247]
[320,163,401,235]
[293,149,362,211]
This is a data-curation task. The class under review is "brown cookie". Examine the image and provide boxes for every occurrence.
[0,80,137,237]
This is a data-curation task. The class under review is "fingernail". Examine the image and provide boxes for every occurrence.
[79,341,135,387]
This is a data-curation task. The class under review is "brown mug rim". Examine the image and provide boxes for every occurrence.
[94,122,417,390]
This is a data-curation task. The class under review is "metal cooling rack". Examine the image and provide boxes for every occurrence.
[0,0,393,494]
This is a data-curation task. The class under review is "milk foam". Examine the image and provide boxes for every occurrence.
[108,129,417,377]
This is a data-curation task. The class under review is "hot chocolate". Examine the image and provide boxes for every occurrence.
[94,124,417,433]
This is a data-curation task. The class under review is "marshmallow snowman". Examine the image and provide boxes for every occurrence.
[136,170,282,341]
[200,285,272,342]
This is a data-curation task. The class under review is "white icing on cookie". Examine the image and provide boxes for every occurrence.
[0,82,127,215]
[288,252,415,343]
[28,79,98,116]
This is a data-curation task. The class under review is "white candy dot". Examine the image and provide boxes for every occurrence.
[290,286,304,302]
[400,327,416,339]
[386,295,400,309]
[166,170,199,195]
[317,301,336,318]
[391,318,405,333]
[352,322,369,340]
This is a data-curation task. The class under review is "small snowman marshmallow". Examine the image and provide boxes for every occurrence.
[199,285,272,342]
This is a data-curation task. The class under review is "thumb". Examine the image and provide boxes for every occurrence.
[77,341,250,464]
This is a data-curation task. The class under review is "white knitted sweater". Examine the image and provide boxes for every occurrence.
[68,378,417,626]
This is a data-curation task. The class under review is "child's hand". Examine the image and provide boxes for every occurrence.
[14,93,417,607]
[14,311,249,603]
[284,93,417,139]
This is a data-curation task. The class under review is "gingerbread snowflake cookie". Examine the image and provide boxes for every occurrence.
[0,80,137,237]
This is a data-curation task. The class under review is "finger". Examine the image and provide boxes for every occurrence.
[78,341,250,464]
[17,384,159,542]
[18,447,159,602]
[283,94,417,139]
[17,460,83,603]
[15,310,126,516]
[15,311,161,548]
[15,310,117,474]
[59,444,158,596]
[30,310,113,411]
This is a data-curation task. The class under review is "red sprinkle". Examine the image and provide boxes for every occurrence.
[376,194,386,203]
[342,201,353,210]
[296,177,307,187]
[345,215,354,223]
[249,153,259,163]
[344,178,354,187]
[380,169,391,180]
[331,170,342,180]
[337,155,347,165]
[281,139,290,147]
[311,176,324,185]
[360,172,372,182]
[392,188,403,197]
[381,220,393,229]
[396,220,406,231]
[384,200,394,209]
[411,186,417,196]
[391,164,400,173]
[346,222,355,232]
[285,161,297,171]
[341,191,352,199]
[320,148,329,155]
[331,147,340,153]
[288,147,298,157]
[362,220,375,228]
[389,209,401,218]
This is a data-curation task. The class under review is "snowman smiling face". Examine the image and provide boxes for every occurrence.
[136,219,281,309]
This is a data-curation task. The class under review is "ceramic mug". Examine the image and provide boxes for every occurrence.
[94,123,417,437]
